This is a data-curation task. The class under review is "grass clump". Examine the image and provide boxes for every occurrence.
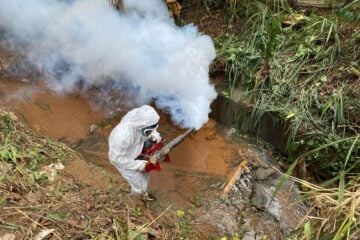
[286,174,360,240]
[0,110,73,186]
[209,1,359,238]
[213,0,360,176]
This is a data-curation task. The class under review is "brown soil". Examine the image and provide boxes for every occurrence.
[179,1,242,38]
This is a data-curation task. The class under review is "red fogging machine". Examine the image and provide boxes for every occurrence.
[138,128,194,173]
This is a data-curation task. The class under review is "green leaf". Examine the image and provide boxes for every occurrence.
[343,135,359,171]
[274,137,357,199]
[338,171,345,203]
[286,112,296,120]
[0,222,20,230]
[304,221,312,240]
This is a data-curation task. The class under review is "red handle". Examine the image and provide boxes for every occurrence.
[145,162,161,173]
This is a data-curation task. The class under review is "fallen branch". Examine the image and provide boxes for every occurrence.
[222,150,250,196]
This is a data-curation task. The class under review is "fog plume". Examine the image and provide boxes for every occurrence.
[0,0,217,129]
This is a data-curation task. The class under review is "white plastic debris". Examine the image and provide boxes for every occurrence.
[0,233,16,240]
[40,163,65,181]
[34,229,55,240]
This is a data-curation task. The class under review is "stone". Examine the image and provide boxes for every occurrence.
[89,124,98,134]
[254,168,276,180]
[242,230,256,240]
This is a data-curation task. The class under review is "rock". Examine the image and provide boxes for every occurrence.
[221,147,307,238]
[242,214,282,239]
[250,179,307,235]
[195,199,240,235]
[226,127,237,137]
[89,124,98,134]
[242,231,256,240]
[251,184,281,219]
[254,168,276,180]
[210,181,225,190]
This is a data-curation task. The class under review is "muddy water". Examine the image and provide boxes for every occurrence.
[0,77,241,205]
[0,79,105,141]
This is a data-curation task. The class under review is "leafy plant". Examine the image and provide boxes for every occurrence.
[214,1,360,175]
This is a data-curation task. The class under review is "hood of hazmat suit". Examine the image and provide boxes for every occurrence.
[108,105,160,171]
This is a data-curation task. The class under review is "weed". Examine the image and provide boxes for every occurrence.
[212,2,360,237]
[213,1,360,176]
[47,211,70,222]
[287,173,360,239]
[0,110,77,174]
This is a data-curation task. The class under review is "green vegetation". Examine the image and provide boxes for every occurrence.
[204,0,359,238]
[0,110,72,186]
[287,173,360,240]
[213,0,359,176]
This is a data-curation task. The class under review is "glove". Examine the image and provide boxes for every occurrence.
[149,130,162,143]
[149,155,158,164]
[138,161,148,171]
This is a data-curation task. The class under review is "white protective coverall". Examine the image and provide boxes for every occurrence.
[108,105,161,194]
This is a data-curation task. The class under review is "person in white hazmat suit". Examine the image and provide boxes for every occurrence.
[108,105,166,201]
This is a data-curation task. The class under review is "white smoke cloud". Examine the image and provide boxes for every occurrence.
[0,0,217,129]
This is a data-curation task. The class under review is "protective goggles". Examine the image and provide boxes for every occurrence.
[141,123,159,137]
